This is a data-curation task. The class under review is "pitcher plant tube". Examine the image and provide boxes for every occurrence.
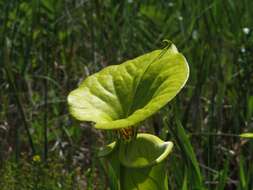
[67,42,189,190]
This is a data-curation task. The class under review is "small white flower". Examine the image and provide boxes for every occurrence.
[192,30,198,40]
[168,2,174,7]
[242,27,250,35]
[241,46,246,53]
[178,16,183,21]
[238,57,243,62]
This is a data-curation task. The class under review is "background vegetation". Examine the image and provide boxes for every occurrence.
[0,0,253,189]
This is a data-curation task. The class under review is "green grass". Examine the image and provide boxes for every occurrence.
[1,0,253,189]
[0,154,106,190]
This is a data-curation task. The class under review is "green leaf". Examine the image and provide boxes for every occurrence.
[99,144,121,190]
[68,44,189,130]
[97,141,117,157]
[119,133,173,168]
[240,133,253,138]
[121,161,168,190]
[170,119,204,189]
[100,133,172,190]
[119,134,172,189]
[239,156,247,189]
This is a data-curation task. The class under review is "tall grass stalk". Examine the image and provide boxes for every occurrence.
[4,42,36,156]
